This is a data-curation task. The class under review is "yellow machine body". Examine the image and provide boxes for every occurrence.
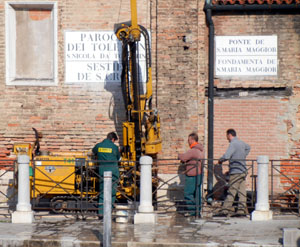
[33,156,75,197]
[14,143,99,211]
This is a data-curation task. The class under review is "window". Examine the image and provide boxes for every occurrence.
[6,2,57,86]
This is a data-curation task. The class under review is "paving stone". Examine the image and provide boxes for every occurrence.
[0,214,296,246]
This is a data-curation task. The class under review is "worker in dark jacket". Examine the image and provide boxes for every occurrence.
[178,132,204,216]
[92,132,121,215]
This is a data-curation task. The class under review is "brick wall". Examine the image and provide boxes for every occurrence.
[213,12,300,89]
[212,11,300,159]
[0,0,207,162]
[155,0,206,159]
[211,10,300,192]
[280,160,300,192]
[0,0,298,196]
[213,97,289,192]
[0,0,150,158]
[214,98,288,160]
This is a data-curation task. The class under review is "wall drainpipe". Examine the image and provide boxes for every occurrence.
[205,5,215,200]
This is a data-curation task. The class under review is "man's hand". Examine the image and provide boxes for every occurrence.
[218,158,225,164]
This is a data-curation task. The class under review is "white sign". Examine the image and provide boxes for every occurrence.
[65,31,147,83]
[215,36,277,76]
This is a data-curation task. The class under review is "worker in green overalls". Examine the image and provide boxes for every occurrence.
[92,132,121,216]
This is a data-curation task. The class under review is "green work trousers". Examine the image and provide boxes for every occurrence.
[98,165,119,215]
[184,174,202,216]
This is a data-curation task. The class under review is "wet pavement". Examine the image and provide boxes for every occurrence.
[0,213,298,246]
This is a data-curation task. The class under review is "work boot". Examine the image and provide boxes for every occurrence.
[214,208,233,217]
[184,212,196,217]
[234,208,248,217]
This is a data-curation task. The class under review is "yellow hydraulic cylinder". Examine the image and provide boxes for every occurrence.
[130,0,140,41]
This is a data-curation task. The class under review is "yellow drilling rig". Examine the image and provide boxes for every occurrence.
[13,0,161,212]
[114,0,162,198]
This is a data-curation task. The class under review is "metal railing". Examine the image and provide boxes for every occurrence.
[270,159,300,215]
[153,159,204,217]
[154,159,256,217]
[1,157,300,218]
[0,159,17,215]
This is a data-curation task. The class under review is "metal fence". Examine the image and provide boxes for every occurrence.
[2,157,300,218]
[28,158,257,218]
[270,159,300,215]
[201,159,256,217]
[154,159,256,217]
[0,159,17,215]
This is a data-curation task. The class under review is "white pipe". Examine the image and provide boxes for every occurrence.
[138,156,154,213]
[251,155,273,221]
[11,154,34,223]
[255,155,270,211]
[16,155,31,212]
[103,171,112,247]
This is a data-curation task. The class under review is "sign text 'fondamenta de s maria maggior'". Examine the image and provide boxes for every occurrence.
[215,36,277,77]
[65,31,147,84]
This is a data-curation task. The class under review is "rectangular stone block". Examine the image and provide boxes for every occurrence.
[283,228,300,247]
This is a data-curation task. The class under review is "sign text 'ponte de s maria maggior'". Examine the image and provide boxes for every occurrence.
[215,36,278,77]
